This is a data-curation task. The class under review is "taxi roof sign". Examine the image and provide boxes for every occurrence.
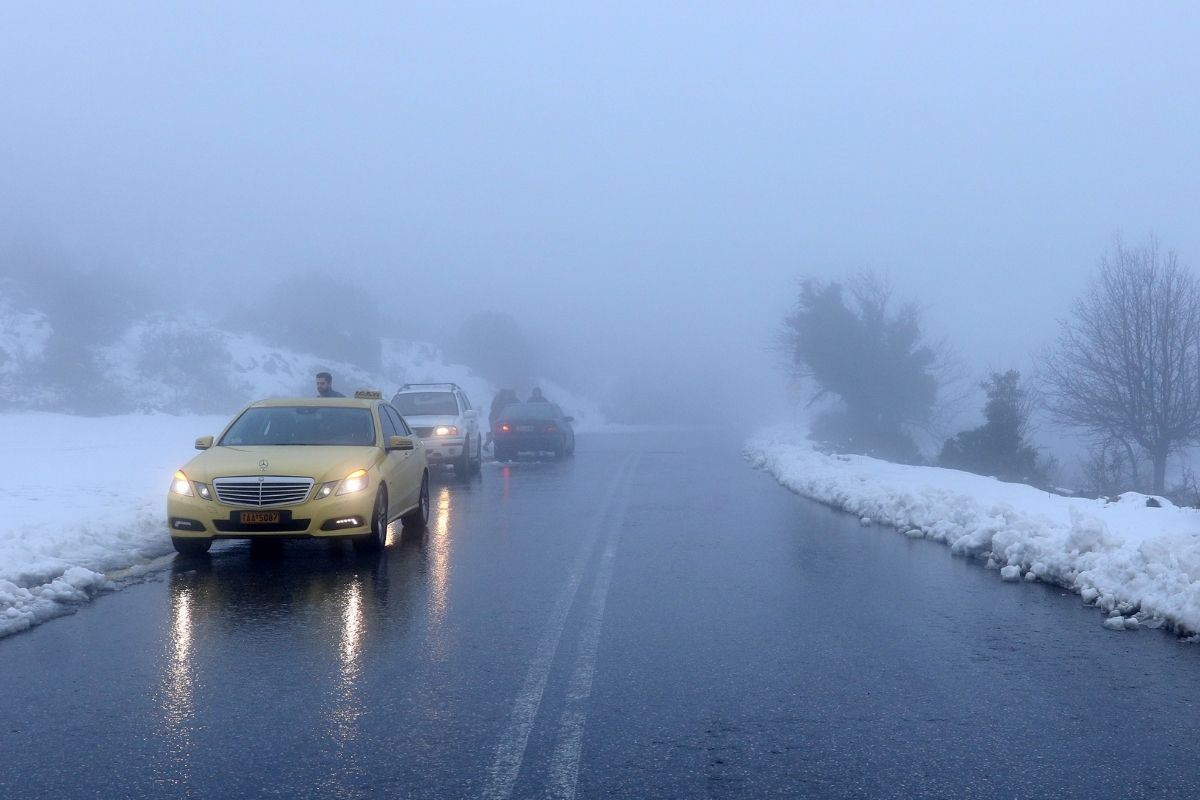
[354,390,383,400]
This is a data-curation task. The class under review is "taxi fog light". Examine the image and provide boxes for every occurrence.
[316,481,339,499]
[336,469,369,496]
[171,471,194,497]
[435,425,458,436]
[320,516,365,531]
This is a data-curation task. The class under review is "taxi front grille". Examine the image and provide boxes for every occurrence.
[213,476,315,507]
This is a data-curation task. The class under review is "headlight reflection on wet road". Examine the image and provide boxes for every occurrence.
[330,578,365,745]
[156,584,197,790]
[429,486,454,627]
[164,587,195,727]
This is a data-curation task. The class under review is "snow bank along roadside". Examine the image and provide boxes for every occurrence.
[0,413,228,638]
[745,425,1200,637]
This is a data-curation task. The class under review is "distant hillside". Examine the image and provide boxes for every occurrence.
[0,302,608,428]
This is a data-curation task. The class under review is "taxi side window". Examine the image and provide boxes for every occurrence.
[379,406,399,440]
[383,405,412,436]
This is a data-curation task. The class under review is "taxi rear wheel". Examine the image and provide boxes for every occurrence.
[172,537,212,556]
[354,488,388,553]
[402,472,430,529]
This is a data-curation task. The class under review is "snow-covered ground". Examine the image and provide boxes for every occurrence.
[746,424,1200,638]
[0,413,227,637]
[0,398,614,639]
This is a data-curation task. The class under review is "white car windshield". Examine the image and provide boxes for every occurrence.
[219,406,376,446]
[392,392,459,416]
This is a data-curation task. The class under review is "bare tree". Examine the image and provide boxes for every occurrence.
[1079,435,1147,498]
[1041,237,1200,493]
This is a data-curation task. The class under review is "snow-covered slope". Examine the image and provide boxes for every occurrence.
[94,318,609,429]
[0,289,53,407]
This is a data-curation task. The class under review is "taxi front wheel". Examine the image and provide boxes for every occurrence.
[402,473,430,529]
[354,488,388,553]
[172,537,212,556]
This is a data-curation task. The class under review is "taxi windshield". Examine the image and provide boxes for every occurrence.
[219,406,376,446]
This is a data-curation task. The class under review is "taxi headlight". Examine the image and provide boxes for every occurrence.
[435,425,459,436]
[336,469,369,496]
[171,471,194,497]
[172,472,213,500]
[316,481,339,500]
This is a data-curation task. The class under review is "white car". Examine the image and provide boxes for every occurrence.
[390,383,483,476]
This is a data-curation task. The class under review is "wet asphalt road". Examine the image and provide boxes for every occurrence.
[4,429,1200,799]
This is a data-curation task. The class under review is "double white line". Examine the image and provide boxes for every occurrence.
[483,454,640,800]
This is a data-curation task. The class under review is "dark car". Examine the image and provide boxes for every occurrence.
[492,402,575,460]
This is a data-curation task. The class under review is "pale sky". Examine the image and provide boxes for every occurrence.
[3,1,1198,425]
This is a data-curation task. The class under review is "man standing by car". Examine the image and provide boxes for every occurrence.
[316,371,344,397]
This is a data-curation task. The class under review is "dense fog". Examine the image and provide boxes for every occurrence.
[3,3,1199,473]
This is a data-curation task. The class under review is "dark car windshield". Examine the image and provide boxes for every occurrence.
[499,402,561,421]
[391,392,460,416]
[219,406,377,446]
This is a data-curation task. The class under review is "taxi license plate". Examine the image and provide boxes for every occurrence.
[240,511,280,524]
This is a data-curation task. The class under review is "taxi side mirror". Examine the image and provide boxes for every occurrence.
[388,435,416,451]
[195,436,214,450]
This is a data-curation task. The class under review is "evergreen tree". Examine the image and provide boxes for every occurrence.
[779,273,940,462]
[940,370,1042,483]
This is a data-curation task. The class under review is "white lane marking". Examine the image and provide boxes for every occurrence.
[545,456,637,800]
[482,455,636,800]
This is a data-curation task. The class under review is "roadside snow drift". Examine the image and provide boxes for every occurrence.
[746,425,1200,637]
[0,413,227,637]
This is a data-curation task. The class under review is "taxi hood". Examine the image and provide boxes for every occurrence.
[183,445,382,483]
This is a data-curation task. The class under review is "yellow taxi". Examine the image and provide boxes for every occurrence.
[167,391,429,555]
